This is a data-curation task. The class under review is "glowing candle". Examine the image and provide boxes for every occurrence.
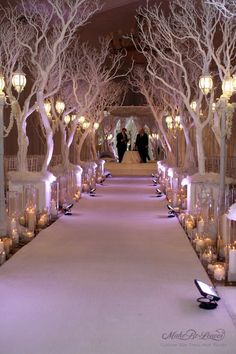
[10,217,17,229]
[201,249,213,264]
[214,265,225,281]
[26,208,36,231]
[195,238,205,253]
[197,218,205,234]
[19,215,26,226]
[185,220,194,233]
[3,238,12,256]
[37,215,48,228]
[204,237,214,247]
[11,228,19,246]
[22,230,34,243]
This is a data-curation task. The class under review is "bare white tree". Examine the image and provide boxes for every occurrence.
[206,0,236,17]
[69,38,128,162]
[135,0,222,174]
[84,81,127,161]
[10,0,101,173]
[0,7,38,172]
[129,66,175,163]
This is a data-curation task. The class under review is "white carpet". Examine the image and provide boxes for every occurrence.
[0,176,235,354]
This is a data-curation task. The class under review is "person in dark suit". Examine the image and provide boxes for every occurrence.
[116,128,128,163]
[135,127,149,163]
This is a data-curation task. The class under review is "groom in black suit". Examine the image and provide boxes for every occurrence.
[135,127,149,163]
[116,128,128,163]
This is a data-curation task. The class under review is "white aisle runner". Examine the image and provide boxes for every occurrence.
[0,177,235,354]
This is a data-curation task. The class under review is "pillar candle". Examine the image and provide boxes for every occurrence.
[207,218,217,239]
[197,219,205,234]
[10,217,17,229]
[27,208,36,231]
[221,214,229,245]
[11,228,19,246]
[228,248,236,282]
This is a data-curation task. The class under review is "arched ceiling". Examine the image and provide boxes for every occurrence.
[79,0,158,64]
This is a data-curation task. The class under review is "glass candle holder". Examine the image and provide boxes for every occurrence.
[225,203,236,284]
[51,181,59,210]
[7,191,22,218]
[25,207,37,232]
[24,184,37,211]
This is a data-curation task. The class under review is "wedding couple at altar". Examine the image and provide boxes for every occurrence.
[116,127,149,163]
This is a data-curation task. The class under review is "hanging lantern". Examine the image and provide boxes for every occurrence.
[190,100,197,112]
[165,115,173,129]
[199,74,213,95]
[55,99,65,114]
[79,116,85,124]
[93,122,99,130]
[44,101,51,116]
[222,76,234,98]
[82,121,90,129]
[107,133,113,140]
[0,74,5,94]
[175,115,181,125]
[12,70,27,93]
[165,115,172,125]
[64,115,71,124]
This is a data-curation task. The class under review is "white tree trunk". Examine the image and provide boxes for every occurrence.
[0,94,6,236]
[59,123,69,169]
[183,125,196,171]
[17,119,29,172]
[76,129,91,163]
[90,131,97,160]
[195,126,205,175]
[37,92,54,173]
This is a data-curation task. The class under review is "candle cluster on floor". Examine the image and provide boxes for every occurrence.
[156,162,236,286]
[1,160,107,267]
